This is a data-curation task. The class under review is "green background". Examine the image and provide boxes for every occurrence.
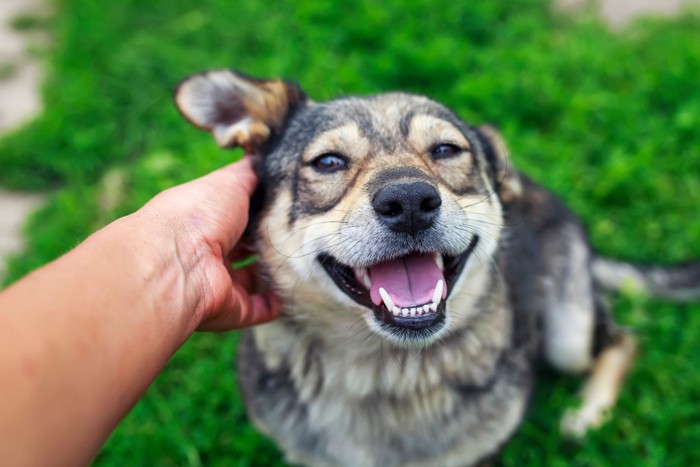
[2,0,699,464]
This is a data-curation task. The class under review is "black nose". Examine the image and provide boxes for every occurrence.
[372,182,442,235]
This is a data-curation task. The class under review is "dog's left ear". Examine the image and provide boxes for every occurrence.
[476,125,522,203]
[174,69,307,153]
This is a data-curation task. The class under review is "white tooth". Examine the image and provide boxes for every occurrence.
[378,288,395,311]
[402,308,409,317]
[430,302,438,312]
[361,269,372,288]
[393,306,401,316]
[416,307,423,316]
[423,304,430,313]
[410,308,417,317]
[434,253,444,271]
[432,279,444,305]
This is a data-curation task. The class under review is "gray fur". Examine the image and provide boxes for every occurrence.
[238,270,532,466]
[244,96,606,466]
[173,71,699,466]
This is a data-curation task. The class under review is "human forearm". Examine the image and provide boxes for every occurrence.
[0,213,199,466]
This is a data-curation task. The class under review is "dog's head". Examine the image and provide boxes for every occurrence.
[176,70,521,347]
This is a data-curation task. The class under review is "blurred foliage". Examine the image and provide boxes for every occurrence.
[2,0,700,465]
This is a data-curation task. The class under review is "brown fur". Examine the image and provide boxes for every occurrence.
[173,70,688,466]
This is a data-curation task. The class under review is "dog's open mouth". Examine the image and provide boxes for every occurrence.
[318,236,479,333]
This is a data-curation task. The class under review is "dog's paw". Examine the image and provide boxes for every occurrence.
[560,405,610,438]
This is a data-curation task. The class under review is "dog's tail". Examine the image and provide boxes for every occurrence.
[592,257,700,301]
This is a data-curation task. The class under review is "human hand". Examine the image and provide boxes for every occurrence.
[134,156,280,332]
[0,156,281,466]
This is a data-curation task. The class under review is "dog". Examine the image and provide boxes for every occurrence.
[174,70,700,466]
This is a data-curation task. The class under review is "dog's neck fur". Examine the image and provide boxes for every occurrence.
[240,259,533,466]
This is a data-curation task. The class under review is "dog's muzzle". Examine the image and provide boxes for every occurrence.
[317,235,479,338]
[317,171,479,342]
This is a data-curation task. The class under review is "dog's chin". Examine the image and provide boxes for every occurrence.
[318,236,479,347]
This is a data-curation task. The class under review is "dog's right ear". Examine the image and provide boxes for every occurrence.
[476,125,522,203]
[174,70,307,153]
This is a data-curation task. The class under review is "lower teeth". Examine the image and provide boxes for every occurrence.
[389,303,438,316]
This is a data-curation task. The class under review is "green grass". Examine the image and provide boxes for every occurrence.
[2,0,700,464]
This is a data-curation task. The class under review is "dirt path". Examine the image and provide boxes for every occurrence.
[0,0,43,133]
[0,0,46,283]
[559,0,699,27]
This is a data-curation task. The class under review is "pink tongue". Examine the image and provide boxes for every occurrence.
[369,254,446,308]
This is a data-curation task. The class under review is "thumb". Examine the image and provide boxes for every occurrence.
[195,155,258,199]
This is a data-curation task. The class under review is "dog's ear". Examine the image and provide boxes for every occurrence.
[476,125,522,203]
[174,70,307,153]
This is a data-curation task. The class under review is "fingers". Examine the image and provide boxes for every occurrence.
[200,259,277,331]
[244,291,282,327]
[200,155,258,199]
[160,155,275,331]
[198,287,281,332]
[141,155,259,249]
[228,264,258,293]
[179,156,259,254]
[207,157,259,252]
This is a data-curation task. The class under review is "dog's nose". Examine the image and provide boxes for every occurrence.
[372,182,441,235]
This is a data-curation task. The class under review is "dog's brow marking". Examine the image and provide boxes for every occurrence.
[358,126,394,156]
[302,123,367,161]
[344,105,396,155]
[409,114,471,150]
[399,110,415,138]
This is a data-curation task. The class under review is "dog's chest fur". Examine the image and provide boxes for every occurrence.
[237,259,535,467]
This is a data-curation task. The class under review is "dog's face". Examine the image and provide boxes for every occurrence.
[176,70,521,347]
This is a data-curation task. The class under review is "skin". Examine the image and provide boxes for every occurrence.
[0,156,280,467]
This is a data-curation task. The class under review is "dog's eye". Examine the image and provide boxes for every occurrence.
[430,143,462,160]
[311,153,349,173]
